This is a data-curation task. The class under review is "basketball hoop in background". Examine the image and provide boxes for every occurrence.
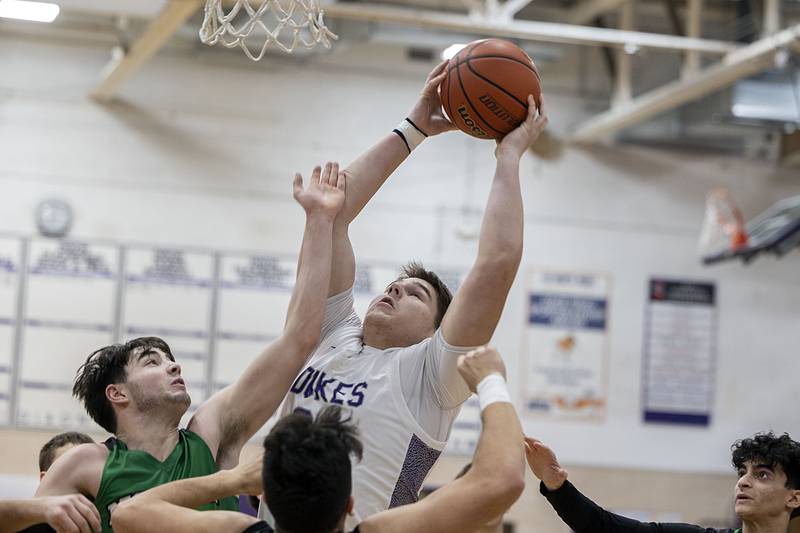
[698,187,749,259]
[199,0,337,60]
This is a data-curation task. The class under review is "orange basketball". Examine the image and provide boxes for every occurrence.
[440,39,542,140]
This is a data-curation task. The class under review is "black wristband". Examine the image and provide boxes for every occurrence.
[405,117,429,137]
[392,129,411,153]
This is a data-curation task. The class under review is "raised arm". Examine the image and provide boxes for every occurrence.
[112,453,262,533]
[525,438,714,533]
[362,346,525,533]
[328,61,455,296]
[189,163,345,467]
[440,96,548,347]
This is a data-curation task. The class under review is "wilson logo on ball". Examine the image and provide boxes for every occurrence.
[457,105,488,138]
[478,95,521,129]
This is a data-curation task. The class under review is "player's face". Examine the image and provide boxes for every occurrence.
[734,461,800,521]
[123,347,191,414]
[364,277,438,345]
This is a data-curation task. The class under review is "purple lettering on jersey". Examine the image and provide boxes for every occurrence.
[348,382,368,407]
[290,367,315,394]
[314,372,336,402]
[289,369,368,408]
[303,369,320,398]
[331,382,353,405]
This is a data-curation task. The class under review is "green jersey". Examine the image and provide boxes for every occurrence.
[94,429,238,533]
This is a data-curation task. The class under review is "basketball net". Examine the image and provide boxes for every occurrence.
[698,187,749,256]
[199,0,337,60]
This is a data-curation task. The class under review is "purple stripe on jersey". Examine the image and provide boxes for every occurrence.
[388,434,441,508]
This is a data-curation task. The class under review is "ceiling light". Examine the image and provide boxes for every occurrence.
[442,43,467,60]
[0,0,60,23]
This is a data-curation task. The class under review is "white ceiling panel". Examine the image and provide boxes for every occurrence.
[57,0,168,18]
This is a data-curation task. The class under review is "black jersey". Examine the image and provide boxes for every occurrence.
[242,522,361,533]
[541,481,741,533]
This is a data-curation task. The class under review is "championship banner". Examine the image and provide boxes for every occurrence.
[522,269,610,419]
[642,279,716,426]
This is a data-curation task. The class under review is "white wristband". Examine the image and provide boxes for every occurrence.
[476,373,511,412]
[392,118,428,153]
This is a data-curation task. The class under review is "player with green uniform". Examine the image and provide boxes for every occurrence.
[7,163,346,533]
[94,429,239,531]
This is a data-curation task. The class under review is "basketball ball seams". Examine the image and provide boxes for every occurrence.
[453,55,539,78]
[465,59,530,110]
[440,38,542,139]
[456,61,504,137]
[466,39,538,74]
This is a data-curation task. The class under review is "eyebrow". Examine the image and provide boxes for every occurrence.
[136,349,160,363]
[411,280,432,299]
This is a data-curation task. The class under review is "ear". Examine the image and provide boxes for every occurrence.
[39,470,46,481]
[787,489,800,512]
[106,383,129,407]
[346,495,354,515]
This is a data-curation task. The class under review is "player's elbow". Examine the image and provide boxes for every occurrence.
[111,500,138,533]
[484,465,525,510]
[499,470,525,506]
[473,253,522,286]
[478,240,522,268]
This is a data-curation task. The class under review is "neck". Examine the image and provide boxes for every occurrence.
[116,410,181,461]
[361,323,393,350]
[742,514,790,533]
[362,324,431,351]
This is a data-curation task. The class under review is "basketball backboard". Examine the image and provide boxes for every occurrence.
[702,195,800,265]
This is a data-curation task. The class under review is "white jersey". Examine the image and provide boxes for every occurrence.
[260,287,473,529]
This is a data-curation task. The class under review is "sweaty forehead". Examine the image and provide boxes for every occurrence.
[395,277,435,292]
[129,346,172,364]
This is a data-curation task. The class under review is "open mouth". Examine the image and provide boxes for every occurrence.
[378,296,395,309]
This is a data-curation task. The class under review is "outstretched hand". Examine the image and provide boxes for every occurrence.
[496,95,549,160]
[407,60,457,137]
[293,161,346,220]
[524,437,568,492]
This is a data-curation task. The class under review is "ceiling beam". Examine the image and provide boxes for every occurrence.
[324,3,739,55]
[569,0,628,26]
[499,0,535,20]
[682,0,703,78]
[90,0,201,103]
[569,23,800,143]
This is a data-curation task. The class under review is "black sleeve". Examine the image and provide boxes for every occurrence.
[15,525,55,533]
[241,520,273,533]
[540,481,729,533]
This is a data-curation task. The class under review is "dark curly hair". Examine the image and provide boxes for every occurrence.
[398,261,453,328]
[262,406,363,533]
[72,337,174,433]
[731,432,800,489]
